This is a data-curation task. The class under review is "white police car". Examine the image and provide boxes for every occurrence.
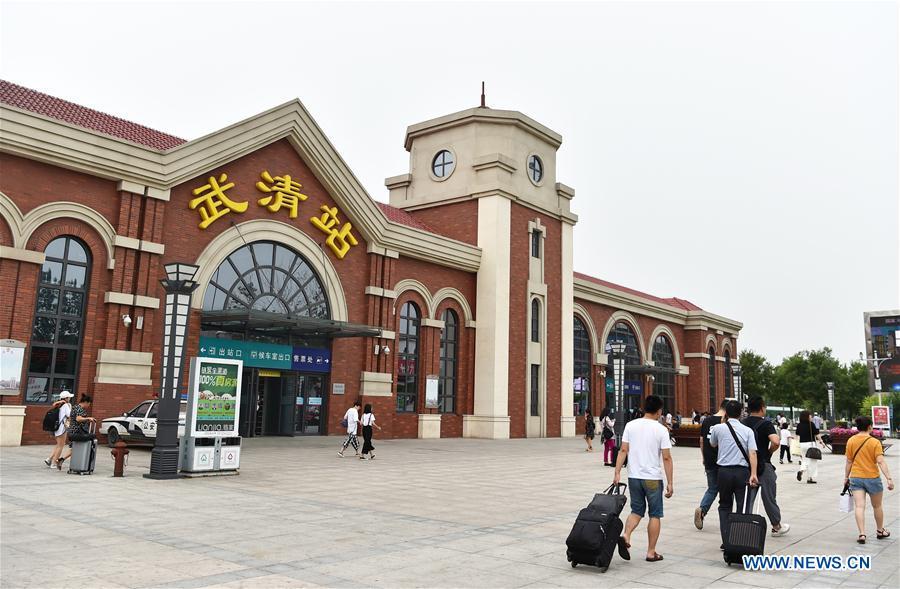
[101,400,186,447]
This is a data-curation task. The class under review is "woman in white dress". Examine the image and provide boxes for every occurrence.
[45,390,73,470]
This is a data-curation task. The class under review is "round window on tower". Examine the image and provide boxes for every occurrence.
[431,149,456,180]
[527,154,544,185]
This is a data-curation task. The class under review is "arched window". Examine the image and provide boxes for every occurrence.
[573,317,591,416]
[202,241,329,318]
[707,345,717,411]
[652,335,675,415]
[397,302,420,412]
[604,321,642,411]
[438,309,458,413]
[531,299,540,343]
[26,236,91,403]
[724,350,732,399]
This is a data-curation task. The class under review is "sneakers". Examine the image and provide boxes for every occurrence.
[359,455,367,460]
[772,523,791,537]
[694,507,704,530]
[807,479,817,484]
[796,471,803,482]
[337,450,344,458]
[44,458,52,468]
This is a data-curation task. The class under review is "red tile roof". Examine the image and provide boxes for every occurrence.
[0,80,186,150]
[375,202,441,233]
[574,271,703,311]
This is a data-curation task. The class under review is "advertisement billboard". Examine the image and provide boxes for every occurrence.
[872,406,889,428]
[0,340,25,396]
[188,357,243,438]
[864,311,900,394]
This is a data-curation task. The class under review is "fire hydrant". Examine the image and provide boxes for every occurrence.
[111,440,129,477]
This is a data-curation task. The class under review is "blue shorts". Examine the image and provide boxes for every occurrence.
[849,477,883,495]
[628,478,664,518]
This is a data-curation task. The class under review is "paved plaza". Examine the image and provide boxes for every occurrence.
[1,436,898,589]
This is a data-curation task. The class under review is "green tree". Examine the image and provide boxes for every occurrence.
[772,353,807,410]
[835,361,870,420]
[737,349,774,400]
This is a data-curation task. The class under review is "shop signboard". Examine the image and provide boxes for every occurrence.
[199,337,331,373]
[187,357,243,438]
[872,406,889,428]
[863,312,900,394]
[0,339,25,396]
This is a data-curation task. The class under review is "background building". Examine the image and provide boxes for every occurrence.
[0,80,741,444]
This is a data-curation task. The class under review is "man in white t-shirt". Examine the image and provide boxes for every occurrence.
[338,400,361,457]
[613,395,674,563]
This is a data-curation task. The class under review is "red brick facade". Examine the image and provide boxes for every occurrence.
[0,83,742,445]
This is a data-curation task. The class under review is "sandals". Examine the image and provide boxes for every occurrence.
[645,553,664,562]
[877,529,890,539]
[857,534,866,544]
[616,537,631,561]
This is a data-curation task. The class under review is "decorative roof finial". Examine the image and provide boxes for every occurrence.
[480,81,486,108]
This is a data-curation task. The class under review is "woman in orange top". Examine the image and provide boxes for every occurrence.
[844,416,894,544]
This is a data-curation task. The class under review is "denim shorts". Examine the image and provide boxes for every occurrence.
[628,478,664,518]
[849,477,884,495]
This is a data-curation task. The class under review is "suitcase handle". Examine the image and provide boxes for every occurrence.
[603,483,628,495]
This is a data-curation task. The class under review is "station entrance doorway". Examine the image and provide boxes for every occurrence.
[239,369,328,437]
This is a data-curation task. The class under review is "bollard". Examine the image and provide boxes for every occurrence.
[110,439,129,477]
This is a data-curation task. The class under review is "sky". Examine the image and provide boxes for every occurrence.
[1,0,897,365]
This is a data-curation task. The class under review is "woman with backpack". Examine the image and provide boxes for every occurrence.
[600,407,616,466]
[583,410,595,452]
[796,410,824,484]
[44,390,73,470]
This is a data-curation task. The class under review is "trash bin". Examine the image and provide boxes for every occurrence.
[181,437,215,472]
[216,437,241,470]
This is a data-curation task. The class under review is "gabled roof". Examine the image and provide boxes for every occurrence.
[375,202,439,233]
[0,80,186,150]
[573,271,704,312]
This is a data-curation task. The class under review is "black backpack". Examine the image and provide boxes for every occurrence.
[42,406,61,432]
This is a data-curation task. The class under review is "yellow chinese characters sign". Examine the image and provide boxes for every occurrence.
[188,170,358,260]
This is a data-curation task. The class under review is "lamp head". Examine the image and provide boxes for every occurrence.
[164,262,200,282]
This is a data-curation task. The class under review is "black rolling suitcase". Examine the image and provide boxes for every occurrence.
[68,422,97,475]
[566,483,627,572]
[723,485,766,566]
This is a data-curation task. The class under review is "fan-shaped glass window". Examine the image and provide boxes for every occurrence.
[202,242,330,318]
[573,316,591,416]
[604,321,643,412]
[652,335,676,415]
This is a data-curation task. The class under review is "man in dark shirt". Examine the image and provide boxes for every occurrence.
[742,396,790,537]
[694,399,727,530]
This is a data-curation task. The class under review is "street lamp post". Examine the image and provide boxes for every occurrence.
[609,342,627,446]
[731,364,743,406]
[145,262,200,480]
[826,381,835,428]
[860,351,892,406]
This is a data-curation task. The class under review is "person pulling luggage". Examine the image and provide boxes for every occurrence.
[58,394,96,468]
[612,395,674,563]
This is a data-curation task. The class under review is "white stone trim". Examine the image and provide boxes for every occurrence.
[417,413,442,438]
[103,291,160,309]
[12,200,117,270]
[191,219,348,319]
[94,349,153,386]
[704,333,718,353]
[715,356,727,362]
[0,245,44,264]
[560,221,575,437]
[421,318,445,329]
[678,365,690,375]
[360,371,392,397]
[462,414,511,439]
[393,279,434,318]
[113,235,165,255]
[599,310,648,363]
[379,330,396,340]
[431,287,474,323]
[646,324,682,367]
[364,286,384,297]
[116,179,170,201]
[365,243,400,259]
[684,353,711,359]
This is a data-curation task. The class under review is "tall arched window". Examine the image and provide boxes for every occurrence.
[707,345,717,411]
[724,349,732,399]
[652,335,675,415]
[573,316,591,416]
[202,241,329,318]
[531,299,540,342]
[605,321,642,411]
[438,309,458,413]
[397,302,420,412]
[26,236,91,403]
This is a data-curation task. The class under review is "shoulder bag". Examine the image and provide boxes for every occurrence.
[725,421,752,467]
[804,423,822,460]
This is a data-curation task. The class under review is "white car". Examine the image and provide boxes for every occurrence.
[101,400,187,447]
